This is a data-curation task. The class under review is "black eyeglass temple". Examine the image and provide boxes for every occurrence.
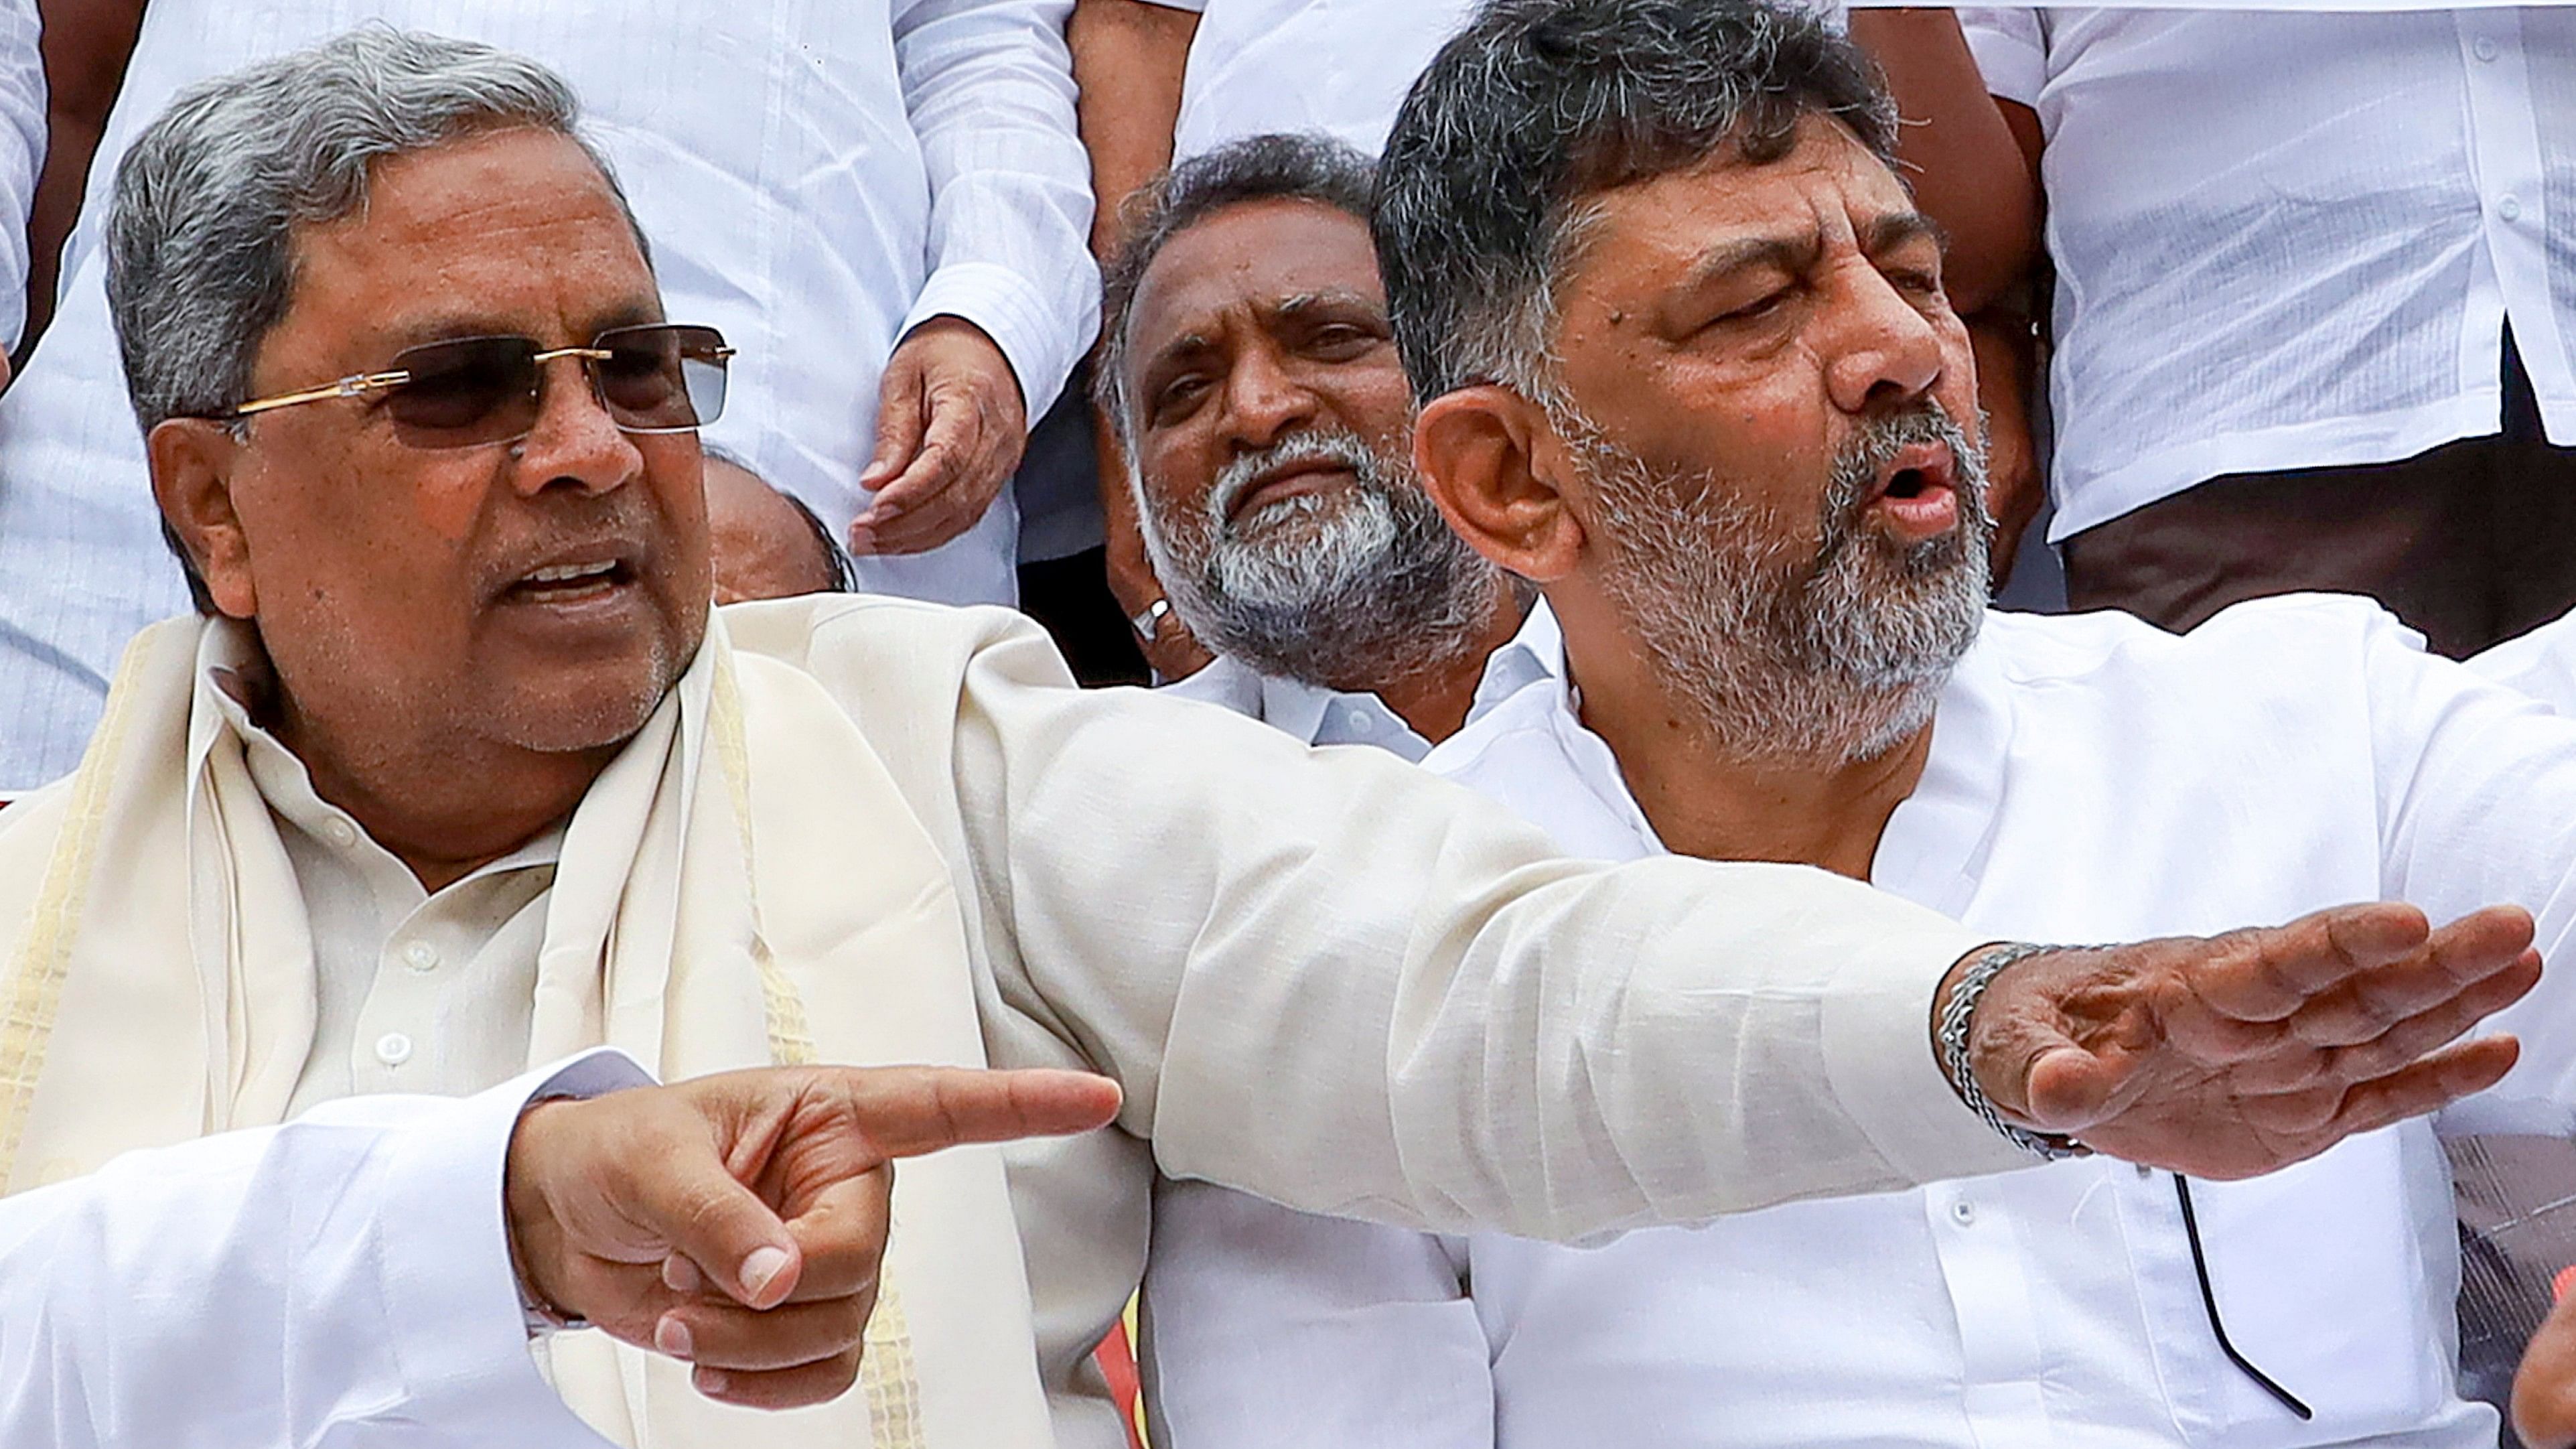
[2173,1174,2313,1421]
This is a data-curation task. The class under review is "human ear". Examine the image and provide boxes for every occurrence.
[147,417,259,618]
[1413,385,1586,584]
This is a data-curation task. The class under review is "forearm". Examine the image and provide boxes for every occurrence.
[1848,7,2038,314]
[0,1054,642,1446]
[942,618,2023,1237]
[24,0,143,354]
[1070,0,1193,263]
[895,0,1096,417]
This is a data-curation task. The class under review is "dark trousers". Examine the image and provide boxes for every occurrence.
[2062,338,2576,659]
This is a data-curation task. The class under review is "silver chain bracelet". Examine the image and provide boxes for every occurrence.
[1936,942,2090,1161]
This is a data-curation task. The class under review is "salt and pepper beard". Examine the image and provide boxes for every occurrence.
[1141,427,1508,691]
[1570,401,1996,766]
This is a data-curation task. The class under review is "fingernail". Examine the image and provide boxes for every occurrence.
[662,1255,705,1294]
[655,1314,695,1361]
[697,1369,730,1397]
[739,1245,792,1300]
[848,527,875,553]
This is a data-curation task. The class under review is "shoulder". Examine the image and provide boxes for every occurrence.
[1975,594,2414,693]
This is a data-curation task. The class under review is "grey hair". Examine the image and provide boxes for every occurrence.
[1092,132,1378,450]
[107,26,647,436]
[1374,0,1898,403]
[105,26,651,609]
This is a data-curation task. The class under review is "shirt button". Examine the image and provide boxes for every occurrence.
[2500,195,2524,223]
[401,940,440,973]
[323,819,359,849]
[374,1032,414,1067]
[2474,36,2500,62]
[1950,1198,1977,1227]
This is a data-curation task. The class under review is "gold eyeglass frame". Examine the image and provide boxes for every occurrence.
[220,329,738,433]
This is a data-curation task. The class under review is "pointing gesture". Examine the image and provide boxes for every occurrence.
[504,1064,1122,1409]
[1959,902,2541,1178]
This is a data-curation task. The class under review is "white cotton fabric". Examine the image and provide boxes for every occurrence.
[1147,594,2576,1449]
[1147,0,1842,163]
[1155,599,1560,758]
[1956,8,2576,543]
[0,1050,650,1449]
[0,0,1097,789]
[0,0,42,352]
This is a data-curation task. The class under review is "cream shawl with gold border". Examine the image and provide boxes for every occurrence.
[0,608,1050,1449]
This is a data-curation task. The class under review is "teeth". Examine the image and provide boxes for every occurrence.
[525,561,615,584]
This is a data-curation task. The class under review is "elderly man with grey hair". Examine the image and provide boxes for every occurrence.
[1098,132,1543,755]
[0,23,2551,1449]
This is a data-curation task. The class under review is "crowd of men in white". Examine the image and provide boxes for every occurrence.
[0,2,2574,1449]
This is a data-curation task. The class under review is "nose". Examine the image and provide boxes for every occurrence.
[1820,261,1948,418]
[509,352,644,496]
[1220,339,1321,453]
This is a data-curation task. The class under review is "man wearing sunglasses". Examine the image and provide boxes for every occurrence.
[0,25,2553,1449]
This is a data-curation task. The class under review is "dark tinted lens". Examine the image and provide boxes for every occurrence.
[383,336,541,443]
[593,324,727,432]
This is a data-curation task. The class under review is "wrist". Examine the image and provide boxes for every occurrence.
[1935,942,2088,1161]
[504,1099,589,1334]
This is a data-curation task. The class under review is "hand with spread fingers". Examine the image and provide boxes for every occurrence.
[1958,902,2543,1179]
[503,1064,1122,1410]
[2516,1286,2576,1448]
[851,317,1029,557]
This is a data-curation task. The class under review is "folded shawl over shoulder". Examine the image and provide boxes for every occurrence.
[0,608,1052,1449]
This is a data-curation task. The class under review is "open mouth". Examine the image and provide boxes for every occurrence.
[1863,441,1962,539]
[1226,458,1359,525]
[500,556,638,606]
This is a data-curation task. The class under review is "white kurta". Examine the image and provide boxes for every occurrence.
[1957,8,2576,543]
[1146,595,2576,1449]
[1155,602,1560,757]
[0,0,1096,790]
[0,1050,648,1448]
[0,594,2027,1449]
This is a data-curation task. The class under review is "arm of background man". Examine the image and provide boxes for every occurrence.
[0,1052,644,1449]
[1142,1178,1492,1449]
[0,0,44,374]
[1071,0,1215,681]
[859,0,1096,555]
[23,0,139,360]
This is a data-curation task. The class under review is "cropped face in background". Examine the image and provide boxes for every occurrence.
[1540,115,1996,758]
[169,127,713,758]
[1121,196,1500,685]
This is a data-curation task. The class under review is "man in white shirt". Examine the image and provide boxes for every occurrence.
[0,1050,1125,1444]
[18,25,2551,1449]
[1952,8,2576,659]
[1145,4,2576,1445]
[1096,133,1545,753]
[0,0,1095,794]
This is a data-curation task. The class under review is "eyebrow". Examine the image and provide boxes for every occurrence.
[386,300,666,352]
[1680,232,1822,293]
[1275,288,1385,318]
[1860,210,1950,259]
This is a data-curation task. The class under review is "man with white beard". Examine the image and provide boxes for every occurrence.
[1141,4,2576,1447]
[1098,133,1551,756]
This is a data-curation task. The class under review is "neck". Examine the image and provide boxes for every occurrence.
[271,690,610,894]
[1336,589,1528,745]
[1563,606,1935,881]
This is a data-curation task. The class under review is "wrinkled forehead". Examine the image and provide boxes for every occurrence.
[1563,117,1919,284]
[1128,200,1386,358]
[280,129,662,352]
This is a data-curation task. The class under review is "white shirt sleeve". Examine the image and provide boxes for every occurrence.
[1143,1178,1492,1449]
[0,1050,650,1448]
[891,0,1099,420]
[1953,7,2047,109]
[0,0,43,350]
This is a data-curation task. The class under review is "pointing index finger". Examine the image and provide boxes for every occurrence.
[833,1065,1124,1164]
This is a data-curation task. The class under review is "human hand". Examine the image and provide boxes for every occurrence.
[2514,1281,2576,1447]
[504,1063,1121,1409]
[1955,902,2540,1179]
[854,318,1029,557]
[1090,402,1214,682]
